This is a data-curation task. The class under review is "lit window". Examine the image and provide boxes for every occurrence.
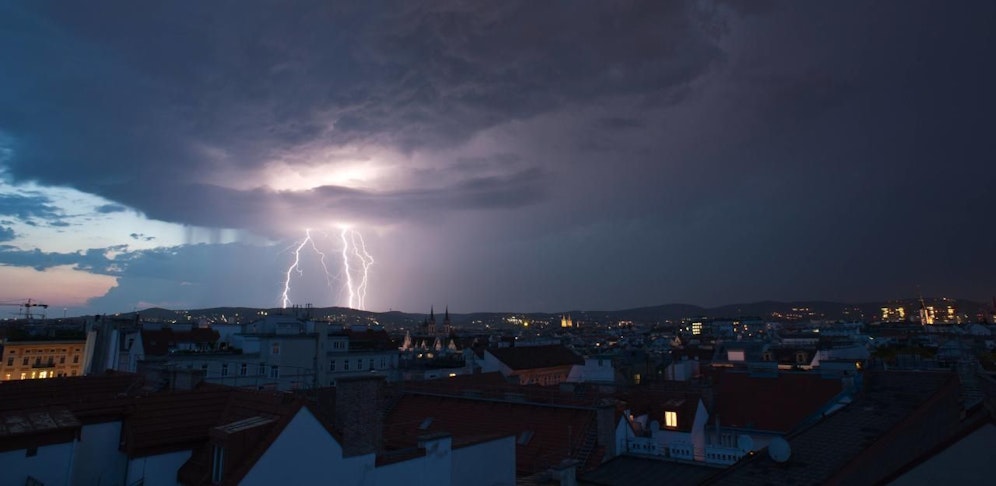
[665,411,678,428]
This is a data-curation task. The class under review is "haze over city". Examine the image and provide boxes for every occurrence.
[1,1,993,316]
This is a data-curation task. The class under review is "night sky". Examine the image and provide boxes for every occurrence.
[0,1,993,315]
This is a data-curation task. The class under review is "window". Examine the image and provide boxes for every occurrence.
[240,363,247,376]
[665,411,678,428]
[271,342,280,355]
[329,360,336,372]
[22,357,28,366]
[368,359,374,370]
[59,356,65,364]
[221,364,229,377]
[258,363,266,375]
[380,357,386,368]
[344,360,349,371]
[73,355,79,364]
[356,359,361,370]
[212,446,225,483]
[270,365,279,378]
[5,357,11,366]
[20,372,26,379]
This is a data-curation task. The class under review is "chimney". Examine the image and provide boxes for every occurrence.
[595,399,617,459]
[334,375,385,456]
[550,459,578,486]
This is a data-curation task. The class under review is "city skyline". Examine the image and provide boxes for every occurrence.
[1,1,994,315]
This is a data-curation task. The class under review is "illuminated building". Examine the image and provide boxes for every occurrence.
[881,306,907,322]
[561,314,574,328]
[0,340,87,380]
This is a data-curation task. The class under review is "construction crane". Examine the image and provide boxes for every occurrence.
[0,299,49,320]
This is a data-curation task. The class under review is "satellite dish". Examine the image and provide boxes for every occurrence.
[768,437,792,463]
[737,434,754,452]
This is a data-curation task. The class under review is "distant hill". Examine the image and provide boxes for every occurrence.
[114,297,990,326]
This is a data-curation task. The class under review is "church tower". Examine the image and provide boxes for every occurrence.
[427,306,437,335]
[444,306,452,334]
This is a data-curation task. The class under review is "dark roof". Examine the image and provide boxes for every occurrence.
[0,407,82,452]
[141,328,221,356]
[121,388,234,457]
[705,370,961,486]
[488,345,584,370]
[0,373,143,423]
[384,392,599,475]
[343,328,396,351]
[580,455,721,486]
[712,371,844,433]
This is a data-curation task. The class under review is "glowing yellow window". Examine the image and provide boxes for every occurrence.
[665,411,678,428]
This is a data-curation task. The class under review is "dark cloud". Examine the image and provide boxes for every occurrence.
[0,0,726,232]
[96,204,128,214]
[0,226,14,242]
[129,233,155,242]
[0,193,65,226]
[0,245,124,274]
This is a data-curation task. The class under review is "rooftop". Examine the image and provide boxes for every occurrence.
[488,345,584,371]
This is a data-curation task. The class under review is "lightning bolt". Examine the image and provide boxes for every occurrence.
[281,229,314,308]
[349,229,375,309]
[282,227,375,310]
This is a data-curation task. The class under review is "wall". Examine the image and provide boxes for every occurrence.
[451,436,515,486]
[125,450,192,486]
[241,407,378,486]
[566,358,615,384]
[73,421,129,486]
[890,423,996,485]
[0,441,74,486]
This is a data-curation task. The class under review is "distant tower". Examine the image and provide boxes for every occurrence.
[444,306,452,334]
[561,314,573,328]
[427,306,437,335]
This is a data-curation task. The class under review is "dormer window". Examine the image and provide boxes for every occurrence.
[665,411,678,428]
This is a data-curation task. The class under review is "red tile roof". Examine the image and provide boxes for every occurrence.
[384,392,599,475]
[121,388,234,458]
[712,371,844,433]
[488,345,584,371]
